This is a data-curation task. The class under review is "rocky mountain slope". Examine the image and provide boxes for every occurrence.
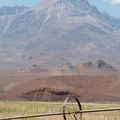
[0,0,120,69]
[0,6,29,16]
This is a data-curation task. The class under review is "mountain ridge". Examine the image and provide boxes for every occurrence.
[0,0,120,69]
[0,6,29,16]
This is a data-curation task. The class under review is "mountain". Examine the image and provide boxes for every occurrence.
[50,59,118,76]
[0,6,29,16]
[0,0,120,69]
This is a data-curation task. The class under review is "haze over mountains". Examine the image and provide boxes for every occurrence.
[0,0,120,69]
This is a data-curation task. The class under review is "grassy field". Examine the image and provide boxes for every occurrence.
[0,101,120,120]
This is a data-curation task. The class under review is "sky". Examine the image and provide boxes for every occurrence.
[0,0,120,17]
[88,0,120,17]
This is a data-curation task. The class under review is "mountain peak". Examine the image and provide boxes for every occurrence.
[41,0,89,5]
[0,0,120,69]
[34,0,91,12]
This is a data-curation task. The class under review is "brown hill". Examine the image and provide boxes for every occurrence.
[5,75,120,102]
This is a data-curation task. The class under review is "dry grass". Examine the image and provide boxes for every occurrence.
[0,101,120,120]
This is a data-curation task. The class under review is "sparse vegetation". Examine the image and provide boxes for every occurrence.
[0,101,120,120]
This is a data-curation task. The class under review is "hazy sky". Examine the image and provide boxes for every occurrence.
[88,0,120,17]
[0,0,120,17]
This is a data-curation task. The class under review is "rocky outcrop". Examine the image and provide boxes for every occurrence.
[95,60,115,71]
[20,88,73,101]
[83,59,116,71]
[30,65,48,73]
